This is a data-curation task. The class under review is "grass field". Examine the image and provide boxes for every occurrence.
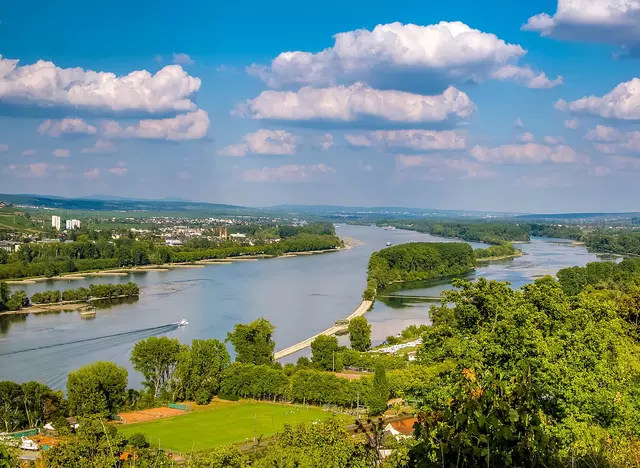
[118,401,336,452]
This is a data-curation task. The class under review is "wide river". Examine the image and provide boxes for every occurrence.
[0,225,605,389]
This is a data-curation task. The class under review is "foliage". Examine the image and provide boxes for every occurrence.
[311,335,342,371]
[584,230,640,257]
[288,369,370,407]
[556,258,640,296]
[30,282,139,304]
[67,362,128,417]
[173,339,229,402]
[526,223,583,240]
[367,365,389,415]
[383,220,530,244]
[474,242,520,260]
[131,337,184,400]
[349,316,372,352]
[126,432,150,449]
[226,318,276,365]
[365,242,475,298]
[190,446,247,468]
[219,363,288,400]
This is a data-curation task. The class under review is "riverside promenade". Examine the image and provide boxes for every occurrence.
[273,300,373,360]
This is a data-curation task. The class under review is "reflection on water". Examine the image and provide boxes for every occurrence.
[0,227,606,389]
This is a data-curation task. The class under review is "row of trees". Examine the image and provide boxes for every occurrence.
[363,242,475,300]
[28,282,140,305]
[584,229,640,257]
[383,220,531,244]
[0,232,342,280]
[473,242,520,259]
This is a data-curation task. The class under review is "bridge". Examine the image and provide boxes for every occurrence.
[273,300,372,360]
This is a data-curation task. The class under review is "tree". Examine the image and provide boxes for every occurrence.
[226,318,275,365]
[0,381,25,432]
[130,337,183,400]
[348,316,372,352]
[176,339,229,401]
[311,335,341,371]
[20,381,65,428]
[367,365,389,416]
[67,362,127,417]
[0,282,9,311]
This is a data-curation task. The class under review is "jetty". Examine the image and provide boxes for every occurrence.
[273,300,372,360]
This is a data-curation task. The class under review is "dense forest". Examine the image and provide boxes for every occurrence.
[363,242,475,300]
[526,223,583,240]
[0,231,341,280]
[584,230,640,257]
[381,220,530,244]
[473,242,521,259]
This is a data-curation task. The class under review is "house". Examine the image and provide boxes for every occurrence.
[384,418,418,439]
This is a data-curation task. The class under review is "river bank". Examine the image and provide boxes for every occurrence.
[0,293,140,317]
[475,250,525,262]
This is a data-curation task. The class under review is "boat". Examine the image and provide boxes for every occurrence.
[386,242,392,246]
[176,319,189,327]
[19,437,38,451]
[80,309,96,318]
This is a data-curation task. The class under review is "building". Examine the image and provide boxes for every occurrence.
[51,215,61,230]
[65,219,81,230]
[384,418,418,440]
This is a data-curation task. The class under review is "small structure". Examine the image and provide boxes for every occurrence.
[384,418,418,440]
[19,437,39,451]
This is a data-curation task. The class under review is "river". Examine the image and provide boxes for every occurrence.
[0,225,605,389]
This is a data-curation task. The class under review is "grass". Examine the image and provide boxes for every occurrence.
[118,400,339,452]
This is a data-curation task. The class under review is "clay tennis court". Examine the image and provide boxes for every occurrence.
[117,406,188,424]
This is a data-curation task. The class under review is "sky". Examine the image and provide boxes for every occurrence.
[1,0,640,213]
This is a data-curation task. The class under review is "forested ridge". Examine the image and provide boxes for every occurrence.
[584,230,640,257]
[381,220,530,244]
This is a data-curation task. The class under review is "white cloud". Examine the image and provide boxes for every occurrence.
[102,110,209,141]
[22,149,36,156]
[514,117,524,128]
[584,125,622,142]
[312,133,334,151]
[357,160,373,172]
[107,167,128,176]
[523,0,640,55]
[7,162,70,179]
[564,119,579,129]
[396,153,496,179]
[562,78,640,120]
[84,169,100,179]
[217,130,299,157]
[491,65,563,89]
[517,132,535,143]
[38,118,98,137]
[345,130,466,151]
[52,148,70,158]
[81,140,116,154]
[249,21,557,91]
[470,142,583,164]
[237,84,475,124]
[0,56,200,114]
[240,163,334,182]
[172,53,194,65]
[544,136,563,144]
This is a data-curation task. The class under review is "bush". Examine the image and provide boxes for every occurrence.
[218,392,239,401]
[196,388,212,405]
[127,433,149,449]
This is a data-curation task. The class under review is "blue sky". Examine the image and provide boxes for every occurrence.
[1,0,640,213]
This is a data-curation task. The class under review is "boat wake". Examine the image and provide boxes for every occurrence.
[0,323,179,357]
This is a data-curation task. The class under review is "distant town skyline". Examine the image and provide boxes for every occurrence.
[0,0,639,213]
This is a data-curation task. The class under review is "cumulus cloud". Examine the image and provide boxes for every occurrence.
[8,162,70,179]
[514,117,524,128]
[102,110,209,141]
[544,136,563,144]
[0,56,200,115]
[523,0,640,55]
[22,149,36,156]
[172,53,194,65]
[345,130,466,151]
[470,142,583,164]
[237,84,475,124]
[248,21,558,92]
[396,153,496,179]
[560,78,640,120]
[587,126,640,154]
[517,132,535,143]
[564,119,579,129]
[81,140,116,154]
[584,124,622,142]
[240,163,334,182]
[491,65,563,88]
[312,133,335,150]
[38,118,98,137]
[107,166,128,176]
[84,169,100,179]
[52,148,70,158]
[217,130,299,157]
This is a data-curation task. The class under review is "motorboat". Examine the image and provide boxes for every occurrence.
[386,242,392,246]
[20,438,38,451]
[177,319,189,327]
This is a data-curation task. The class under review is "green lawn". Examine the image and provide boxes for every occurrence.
[118,401,336,452]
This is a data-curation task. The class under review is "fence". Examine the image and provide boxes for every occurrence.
[167,403,189,411]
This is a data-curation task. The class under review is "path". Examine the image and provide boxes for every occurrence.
[273,300,372,360]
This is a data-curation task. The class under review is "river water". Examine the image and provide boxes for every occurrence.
[0,225,604,389]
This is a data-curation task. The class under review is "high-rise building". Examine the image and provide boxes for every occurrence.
[51,215,61,230]
[65,219,81,230]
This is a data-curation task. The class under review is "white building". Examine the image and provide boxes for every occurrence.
[51,215,61,230]
[65,219,81,230]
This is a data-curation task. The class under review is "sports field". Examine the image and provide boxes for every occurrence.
[118,401,335,452]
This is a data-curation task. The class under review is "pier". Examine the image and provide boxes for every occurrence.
[273,300,372,360]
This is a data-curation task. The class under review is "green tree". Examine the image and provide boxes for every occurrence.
[0,381,25,432]
[175,339,229,401]
[130,337,183,400]
[348,316,372,352]
[367,365,389,416]
[226,318,275,365]
[67,362,127,417]
[0,282,9,311]
[311,335,341,371]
